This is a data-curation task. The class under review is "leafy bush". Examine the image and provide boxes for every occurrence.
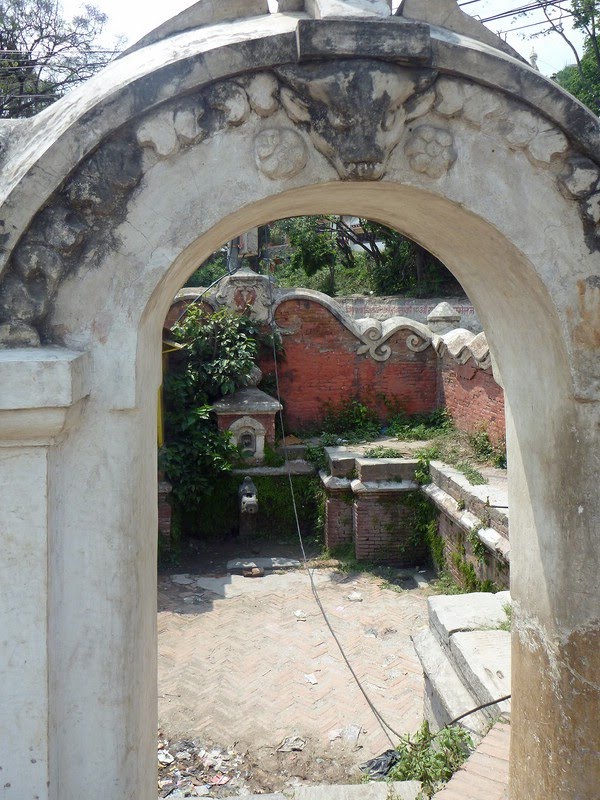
[387,408,453,441]
[364,446,404,458]
[319,399,381,443]
[387,721,473,797]
[468,428,507,469]
[162,306,268,514]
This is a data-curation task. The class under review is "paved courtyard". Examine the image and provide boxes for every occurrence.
[158,565,431,792]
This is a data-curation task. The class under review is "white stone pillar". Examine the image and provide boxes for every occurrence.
[0,349,90,800]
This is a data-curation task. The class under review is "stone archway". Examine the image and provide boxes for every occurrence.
[0,3,598,799]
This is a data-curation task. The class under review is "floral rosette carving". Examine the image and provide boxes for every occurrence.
[405,125,457,178]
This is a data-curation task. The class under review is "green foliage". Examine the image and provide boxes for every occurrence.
[413,446,441,485]
[184,249,228,287]
[364,446,404,458]
[553,28,600,114]
[386,721,473,797]
[318,399,382,443]
[194,474,323,540]
[467,526,487,563]
[431,571,470,595]
[454,461,486,486]
[162,307,266,514]
[0,0,118,118]
[450,553,496,593]
[467,428,507,469]
[498,603,513,632]
[387,408,453,441]
[270,216,461,297]
[305,443,328,471]
[261,444,285,467]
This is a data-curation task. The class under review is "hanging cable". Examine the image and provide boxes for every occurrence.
[264,267,411,747]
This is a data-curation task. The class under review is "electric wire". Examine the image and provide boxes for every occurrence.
[447,694,512,726]
[264,267,405,747]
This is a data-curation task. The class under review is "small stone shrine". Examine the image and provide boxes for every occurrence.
[212,367,282,463]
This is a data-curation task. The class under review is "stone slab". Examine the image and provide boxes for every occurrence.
[428,592,511,647]
[356,457,418,482]
[450,630,511,719]
[412,628,489,738]
[294,781,422,799]
[297,18,431,63]
[326,448,359,477]
[0,348,90,410]
[195,569,332,598]
[220,784,421,800]
[227,556,301,571]
[306,0,392,19]
[125,0,270,55]
[231,461,316,476]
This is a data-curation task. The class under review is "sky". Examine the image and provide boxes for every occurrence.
[62,0,584,77]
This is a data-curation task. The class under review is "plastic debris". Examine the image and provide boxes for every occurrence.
[156,734,248,797]
[277,735,307,752]
[359,749,401,779]
[294,609,307,621]
[157,749,175,765]
[328,724,362,745]
[347,591,363,602]
[171,574,195,585]
[304,673,318,685]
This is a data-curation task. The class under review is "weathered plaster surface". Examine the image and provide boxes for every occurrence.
[0,5,598,800]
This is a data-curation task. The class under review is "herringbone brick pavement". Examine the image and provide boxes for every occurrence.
[158,569,429,761]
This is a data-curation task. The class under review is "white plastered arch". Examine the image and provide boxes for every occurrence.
[0,10,598,800]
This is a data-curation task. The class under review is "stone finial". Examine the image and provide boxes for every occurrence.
[427,301,461,334]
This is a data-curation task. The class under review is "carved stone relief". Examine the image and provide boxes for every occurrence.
[0,64,595,347]
[213,266,274,323]
[404,125,456,179]
[275,60,438,180]
[254,128,308,180]
[0,136,143,347]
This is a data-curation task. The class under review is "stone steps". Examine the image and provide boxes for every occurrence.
[412,591,511,738]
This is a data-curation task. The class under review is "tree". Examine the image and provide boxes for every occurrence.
[508,0,600,113]
[555,36,600,112]
[0,0,118,118]
[269,216,460,297]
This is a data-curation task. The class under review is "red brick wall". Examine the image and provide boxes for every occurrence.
[353,492,429,566]
[260,298,439,432]
[325,492,354,551]
[439,357,505,444]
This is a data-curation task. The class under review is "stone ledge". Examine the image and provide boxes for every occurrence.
[0,348,90,410]
[297,17,432,63]
[450,630,511,720]
[427,591,512,648]
[351,478,420,493]
[423,483,510,563]
[0,348,91,445]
